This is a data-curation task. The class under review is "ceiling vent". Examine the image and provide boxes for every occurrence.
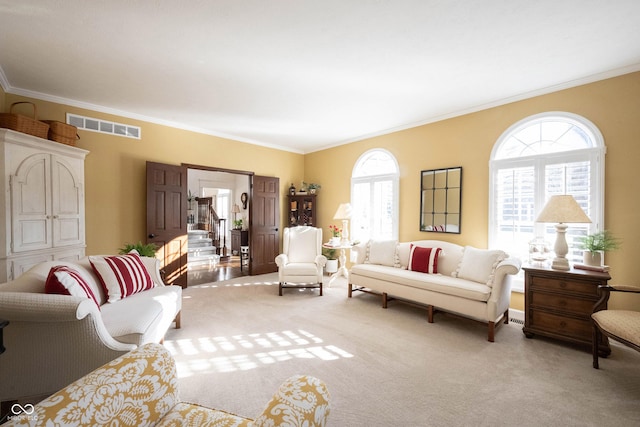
[66,113,141,139]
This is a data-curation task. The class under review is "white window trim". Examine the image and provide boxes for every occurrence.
[351,148,400,241]
[488,112,606,292]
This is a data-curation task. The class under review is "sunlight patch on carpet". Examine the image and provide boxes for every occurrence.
[164,329,353,377]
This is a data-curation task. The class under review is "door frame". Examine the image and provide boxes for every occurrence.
[182,163,254,273]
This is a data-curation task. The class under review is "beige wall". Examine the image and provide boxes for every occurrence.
[2,72,639,310]
[0,90,305,256]
[306,72,640,311]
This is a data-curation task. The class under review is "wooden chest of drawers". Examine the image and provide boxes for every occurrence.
[522,265,610,355]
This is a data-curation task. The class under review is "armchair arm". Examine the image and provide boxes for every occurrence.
[275,254,289,267]
[315,255,327,267]
[252,375,331,427]
[593,284,640,313]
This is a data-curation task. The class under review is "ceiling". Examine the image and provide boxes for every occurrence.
[1,1,640,154]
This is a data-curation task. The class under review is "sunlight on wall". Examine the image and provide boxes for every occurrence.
[164,329,353,377]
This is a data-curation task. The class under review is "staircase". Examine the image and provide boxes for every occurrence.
[187,230,220,269]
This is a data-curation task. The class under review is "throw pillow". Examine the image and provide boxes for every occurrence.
[452,246,507,286]
[365,239,398,267]
[45,266,101,308]
[89,253,156,303]
[408,245,442,274]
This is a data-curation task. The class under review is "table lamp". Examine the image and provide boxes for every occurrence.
[333,203,352,244]
[231,203,240,221]
[535,195,591,271]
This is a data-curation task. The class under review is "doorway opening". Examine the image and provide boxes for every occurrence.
[186,166,251,285]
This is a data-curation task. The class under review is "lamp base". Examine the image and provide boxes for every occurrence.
[550,257,570,271]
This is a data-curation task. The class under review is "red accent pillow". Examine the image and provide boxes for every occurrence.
[89,253,155,302]
[408,245,442,274]
[45,266,100,308]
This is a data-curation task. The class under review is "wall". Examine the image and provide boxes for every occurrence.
[0,90,304,257]
[2,73,639,311]
[306,72,640,311]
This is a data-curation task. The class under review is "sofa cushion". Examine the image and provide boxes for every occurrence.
[452,246,507,286]
[90,253,156,303]
[351,264,491,302]
[408,245,441,274]
[366,239,398,267]
[397,241,464,276]
[101,285,181,345]
[45,266,101,308]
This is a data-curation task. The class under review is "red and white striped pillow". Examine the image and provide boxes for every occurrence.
[89,253,155,302]
[408,245,442,274]
[45,266,101,308]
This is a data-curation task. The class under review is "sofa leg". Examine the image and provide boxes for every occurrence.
[427,305,434,323]
[488,322,495,342]
[174,311,181,329]
[319,282,323,296]
[348,283,352,298]
[279,282,283,296]
[382,293,388,309]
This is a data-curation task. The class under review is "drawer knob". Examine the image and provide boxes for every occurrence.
[559,299,567,307]
[559,281,567,288]
[559,321,567,328]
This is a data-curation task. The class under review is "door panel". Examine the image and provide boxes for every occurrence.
[146,161,188,288]
[250,175,279,275]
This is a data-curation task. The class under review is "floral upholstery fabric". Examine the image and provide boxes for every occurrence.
[4,344,330,427]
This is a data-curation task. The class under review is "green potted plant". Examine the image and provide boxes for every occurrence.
[233,219,243,230]
[306,182,321,194]
[577,230,621,267]
[119,241,158,257]
[322,247,338,274]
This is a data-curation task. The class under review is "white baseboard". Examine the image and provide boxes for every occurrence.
[509,308,524,324]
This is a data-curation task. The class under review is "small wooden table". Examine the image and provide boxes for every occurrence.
[322,243,352,287]
[522,264,611,355]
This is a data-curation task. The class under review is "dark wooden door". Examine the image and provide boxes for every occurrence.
[250,175,280,275]
[146,161,188,288]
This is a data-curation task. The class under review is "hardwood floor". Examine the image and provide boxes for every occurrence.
[187,255,248,286]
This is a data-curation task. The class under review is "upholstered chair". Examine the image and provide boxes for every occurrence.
[592,284,640,369]
[275,226,326,296]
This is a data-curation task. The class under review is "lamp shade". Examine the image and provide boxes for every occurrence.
[333,203,352,220]
[535,195,591,224]
[231,204,241,214]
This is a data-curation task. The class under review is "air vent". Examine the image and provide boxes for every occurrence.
[66,113,141,139]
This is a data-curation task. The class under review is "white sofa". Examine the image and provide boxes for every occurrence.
[0,254,182,403]
[348,240,521,341]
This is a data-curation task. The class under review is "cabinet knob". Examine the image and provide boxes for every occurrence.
[559,281,567,288]
[148,234,156,239]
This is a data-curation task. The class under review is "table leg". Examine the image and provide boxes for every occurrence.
[328,248,349,287]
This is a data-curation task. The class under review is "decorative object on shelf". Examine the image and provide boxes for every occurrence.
[240,192,248,209]
[333,203,352,244]
[535,195,591,271]
[528,237,551,265]
[233,219,243,230]
[576,230,621,267]
[231,203,241,222]
[289,183,296,196]
[0,101,50,139]
[119,241,158,257]
[304,182,321,194]
[299,181,307,193]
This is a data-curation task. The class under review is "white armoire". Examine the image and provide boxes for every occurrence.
[0,129,89,281]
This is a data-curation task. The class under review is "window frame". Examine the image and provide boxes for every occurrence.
[350,149,400,242]
[488,112,606,292]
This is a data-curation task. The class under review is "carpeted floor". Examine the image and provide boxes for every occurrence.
[163,274,640,426]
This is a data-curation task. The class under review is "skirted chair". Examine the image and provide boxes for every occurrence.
[592,284,640,369]
[275,226,327,296]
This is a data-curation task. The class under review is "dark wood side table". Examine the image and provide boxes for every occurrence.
[522,265,611,356]
[230,229,248,255]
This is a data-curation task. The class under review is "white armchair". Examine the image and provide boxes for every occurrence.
[275,226,327,296]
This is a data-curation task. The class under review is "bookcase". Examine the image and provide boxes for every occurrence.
[287,194,317,227]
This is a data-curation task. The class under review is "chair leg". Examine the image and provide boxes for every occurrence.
[279,282,283,296]
[319,282,323,296]
[593,324,600,369]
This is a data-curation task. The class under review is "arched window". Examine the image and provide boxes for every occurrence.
[489,112,605,290]
[351,149,400,242]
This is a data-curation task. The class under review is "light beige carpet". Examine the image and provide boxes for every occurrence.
[164,274,640,426]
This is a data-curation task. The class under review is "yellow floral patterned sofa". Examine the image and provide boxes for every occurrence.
[3,343,331,426]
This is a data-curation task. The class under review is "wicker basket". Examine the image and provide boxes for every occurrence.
[0,102,50,139]
[41,120,79,146]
